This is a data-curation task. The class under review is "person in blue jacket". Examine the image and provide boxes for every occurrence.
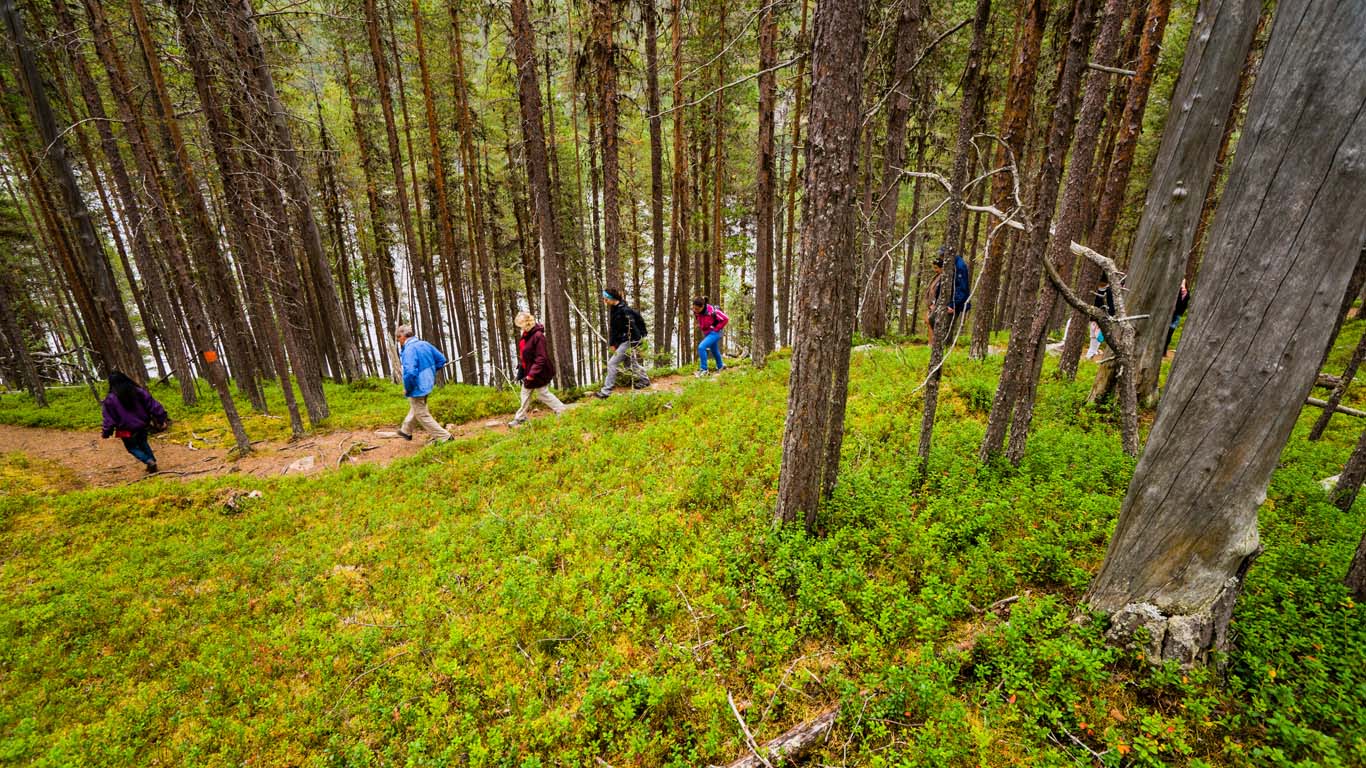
[395,324,451,443]
[928,246,971,344]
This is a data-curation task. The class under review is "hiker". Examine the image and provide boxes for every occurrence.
[927,246,970,345]
[1087,275,1116,359]
[692,296,729,376]
[395,324,452,443]
[1165,279,1190,355]
[511,311,567,426]
[594,288,651,399]
[100,370,169,473]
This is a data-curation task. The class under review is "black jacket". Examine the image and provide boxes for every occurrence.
[608,302,645,347]
[1092,286,1115,317]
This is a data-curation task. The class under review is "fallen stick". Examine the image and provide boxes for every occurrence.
[723,706,839,768]
[1306,397,1366,418]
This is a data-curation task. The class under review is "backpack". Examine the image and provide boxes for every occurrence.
[628,306,648,339]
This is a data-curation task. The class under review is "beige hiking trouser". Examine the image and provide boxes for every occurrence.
[401,396,451,441]
[514,385,566,423]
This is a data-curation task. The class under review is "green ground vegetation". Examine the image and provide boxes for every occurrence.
[0,330,1362,766]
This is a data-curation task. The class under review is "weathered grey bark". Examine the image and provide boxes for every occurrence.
[510,0,576,386]
[1335,426,1366,517]
[773,0,870,530]
[1086,0,1366,665]
[1095,0,1261,407]
[859,0,925,340]
[751,0,778,366]
[919,0,991,472]
[3,0,142,380]
[723,706,839,768]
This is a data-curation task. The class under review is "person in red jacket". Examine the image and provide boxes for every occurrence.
[691,296,728,376]
[510,311,567,427]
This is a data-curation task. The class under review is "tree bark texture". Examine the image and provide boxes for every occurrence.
[1100,0,1261,407]
[1086,0,1366,665]
[511,0,576,386]
[644,0,666,351]
[751,0,779,366]
[773,0,870,530]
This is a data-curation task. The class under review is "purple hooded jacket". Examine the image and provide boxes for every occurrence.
[101,387,169,438]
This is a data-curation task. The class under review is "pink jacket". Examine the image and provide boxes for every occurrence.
[696,305,729,335]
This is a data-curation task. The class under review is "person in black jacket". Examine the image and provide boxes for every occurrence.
[1165,279,1190,355]
[510,311,567,427]
[594,288,651,398]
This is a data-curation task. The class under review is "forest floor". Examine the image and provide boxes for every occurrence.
[0,373,690,488]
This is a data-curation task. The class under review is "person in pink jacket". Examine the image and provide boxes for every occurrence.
[691,296,728,376]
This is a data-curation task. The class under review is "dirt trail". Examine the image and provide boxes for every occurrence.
[0,375,689,490]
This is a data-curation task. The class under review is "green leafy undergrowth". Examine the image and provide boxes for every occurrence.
[0,345,1361,766]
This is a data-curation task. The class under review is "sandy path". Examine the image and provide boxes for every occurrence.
[0,375,688,489]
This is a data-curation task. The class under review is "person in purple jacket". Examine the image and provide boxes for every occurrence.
[100,371,169,473]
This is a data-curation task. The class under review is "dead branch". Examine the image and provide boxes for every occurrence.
[728,691,773,768]
[723,706,840,768]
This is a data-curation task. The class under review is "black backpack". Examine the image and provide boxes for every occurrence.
[628,306,648,340]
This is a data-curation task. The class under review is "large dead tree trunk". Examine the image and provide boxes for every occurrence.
[1086,0,1366,665]
[773,0,870,530]
[1092,0,1262,407]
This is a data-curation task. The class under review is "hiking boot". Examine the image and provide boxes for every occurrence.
[593,391,610,399]
[693,370,710,378]
[145,461,158,474]
[632,380,651,389]
[508,418,527,428]
[397,431,413,441]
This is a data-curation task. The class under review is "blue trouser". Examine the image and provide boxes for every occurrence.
[698,331,724,371]
[121,429,155,465]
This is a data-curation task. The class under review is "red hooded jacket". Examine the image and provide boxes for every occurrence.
[517,324,556,388]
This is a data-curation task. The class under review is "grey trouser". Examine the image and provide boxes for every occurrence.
[514,385,566,422]
[601,340,650,393]
[401,396,451,441]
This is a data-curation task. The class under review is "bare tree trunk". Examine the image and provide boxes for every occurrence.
[510,0,576,386]
[860,0,925,340]
[920,0,992,472]
[1004,0,1127,465]
[751,0,779,365]
[644,0,666,352]
[970,0,1049,359]
[1310,326,1366,441]
[1087,0,1366,664]
[774,0,870,530]
[1057,0,1173,378]
[780,0,812,347]
[1093,0,1262,407]
[710,1,727,304]
[1345,523,1366,600]
[671,0,692,365]
[980,0,1098,462]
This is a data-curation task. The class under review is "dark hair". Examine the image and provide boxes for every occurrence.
[603,287,624,302]
[108,370,139,408]
[691,296,707,308]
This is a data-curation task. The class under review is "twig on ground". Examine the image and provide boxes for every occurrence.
[326,648,412,717]
[728,690,773,768]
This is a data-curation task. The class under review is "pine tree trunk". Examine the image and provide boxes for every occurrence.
[920,0,992,471]
[1057,0,1174,379]
[751,0,779,365]
[860,0,925,340]
[980,0,1098,462]
[710,4,727,305]
[969,0,1048,359]
[510,0,577,387]
[643,0,667,353]
[1087,0,1366,664]
[671,0,692,365]
[774,0,870,530]
[1345,523,1366,600]
[4,0,142,381]
[780,0,812,347]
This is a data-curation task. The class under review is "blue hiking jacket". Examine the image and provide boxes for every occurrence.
[953,255,971,312]
[401,338,447,398]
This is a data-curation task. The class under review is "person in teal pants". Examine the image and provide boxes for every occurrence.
[691,296,729,376]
